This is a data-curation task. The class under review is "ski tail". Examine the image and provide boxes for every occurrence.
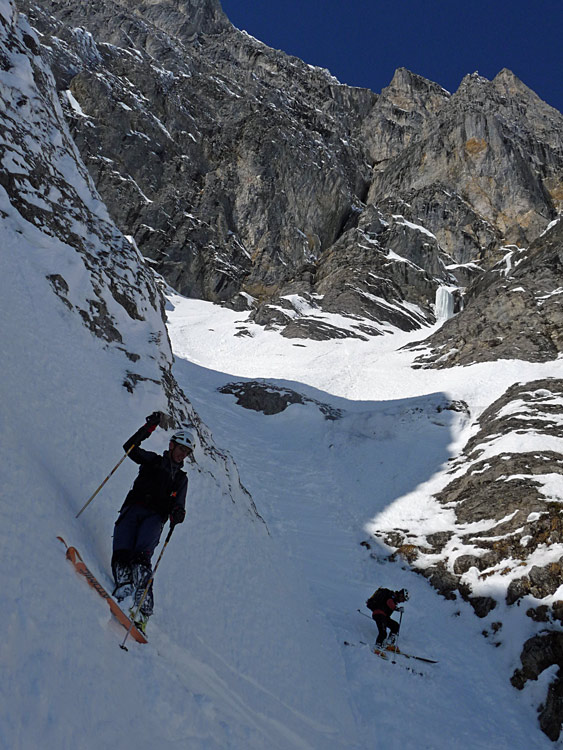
[384,644,438,663]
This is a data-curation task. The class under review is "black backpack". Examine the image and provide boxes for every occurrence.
[366,587,393,612]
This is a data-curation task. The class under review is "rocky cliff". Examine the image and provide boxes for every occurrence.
[412,217,563,367]
[0,0,180,409]
[18,0,563,341]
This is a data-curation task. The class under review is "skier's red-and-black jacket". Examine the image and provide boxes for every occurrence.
[367,588,399,618]
[120,425,188,521]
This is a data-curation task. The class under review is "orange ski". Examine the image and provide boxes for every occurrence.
[57,536,147,644]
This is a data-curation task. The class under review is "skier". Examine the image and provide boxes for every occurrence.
[366,587,409,648]
[111,412,193,633]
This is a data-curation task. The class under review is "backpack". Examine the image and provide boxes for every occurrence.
[366,587,393,612]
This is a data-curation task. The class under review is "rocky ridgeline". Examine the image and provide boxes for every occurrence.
[367,69,563,261]
[368,377,563,739]
[18,0,563,340]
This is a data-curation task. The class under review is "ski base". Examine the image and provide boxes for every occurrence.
[57,536,148,644]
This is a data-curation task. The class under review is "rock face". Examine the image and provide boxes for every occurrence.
[413,218,563,367]
[19,0,374,315]
[511,633,563,741]
[368,69,563,259]
[0,0,181,411]
[374,379,563,602]
[18,0,563,340]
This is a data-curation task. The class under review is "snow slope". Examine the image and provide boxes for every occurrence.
[166,292,563,748]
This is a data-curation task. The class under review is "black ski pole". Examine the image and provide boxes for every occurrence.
[120,524,175,651]
[395,609,404,651]
[76,444,136,518]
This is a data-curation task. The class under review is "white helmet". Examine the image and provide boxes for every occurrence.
[170,428,195,449]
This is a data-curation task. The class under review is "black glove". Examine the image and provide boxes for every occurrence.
[144,411,162,434]
[170,506,186,527]
[396,606,404,613]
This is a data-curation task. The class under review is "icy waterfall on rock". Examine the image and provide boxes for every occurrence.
[435,286,455,321]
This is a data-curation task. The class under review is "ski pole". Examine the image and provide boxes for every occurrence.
[76,444,136,518]
[120,524,175,651]
[395,609,404,652]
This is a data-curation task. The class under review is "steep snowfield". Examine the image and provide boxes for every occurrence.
[3,258,561,748]
[1,244,359,749]
[166,293,563,748]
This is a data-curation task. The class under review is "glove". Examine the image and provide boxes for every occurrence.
[144,411,162,433]
[396,606,404,613]
[170,506,186,527]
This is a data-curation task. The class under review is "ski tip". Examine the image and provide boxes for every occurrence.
[56,536,68,548]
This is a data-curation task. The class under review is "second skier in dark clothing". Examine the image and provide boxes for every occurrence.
[111,412,194,632]
[366,587,409,647]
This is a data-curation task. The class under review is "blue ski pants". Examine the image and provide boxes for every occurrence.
[111,505,164,615]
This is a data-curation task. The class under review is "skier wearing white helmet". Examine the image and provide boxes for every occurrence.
[111,412,194,632]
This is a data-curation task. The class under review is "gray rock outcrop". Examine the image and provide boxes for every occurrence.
[0,0,180,407]
[218,381,342,419]
[511,633,563,741]
[368,69,563,258]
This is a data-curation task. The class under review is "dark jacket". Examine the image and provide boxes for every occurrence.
[367,588,399,618]
[121,425,188,520]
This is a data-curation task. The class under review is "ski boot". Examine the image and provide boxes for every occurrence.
[112,561,133,602]
[129,608,150,635]
[113,582,133,602]
[373,642,389,658]
[386,635,400,653]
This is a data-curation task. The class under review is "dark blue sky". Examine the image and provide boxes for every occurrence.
[220,0,562,113]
